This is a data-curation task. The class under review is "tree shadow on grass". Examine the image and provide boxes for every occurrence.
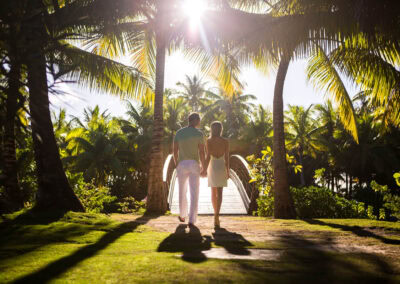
[0,210,115,263]
[304,219,400,245]
[158,224,397,282]
[0,209,66,227]
[237,233,397,283]
[11,214,159,284]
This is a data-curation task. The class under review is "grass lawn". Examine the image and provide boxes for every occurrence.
[1,211,399,283]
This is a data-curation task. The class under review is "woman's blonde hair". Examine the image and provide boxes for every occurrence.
[210,121,223,138]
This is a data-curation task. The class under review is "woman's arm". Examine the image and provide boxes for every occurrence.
[224,139,230,178]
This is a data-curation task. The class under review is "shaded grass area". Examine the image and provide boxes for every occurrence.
[0,212,399,283]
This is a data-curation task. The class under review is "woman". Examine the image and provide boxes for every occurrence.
[202,121,229,228]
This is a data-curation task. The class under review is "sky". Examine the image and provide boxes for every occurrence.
[51,51,357,119]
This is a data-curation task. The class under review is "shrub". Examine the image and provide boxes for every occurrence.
[116,196,146,214]
[248,147,301,217]
[256,186,368,219]
[371,180,400,220]
[256,194,274,217]
[75,182,117,213]
[67,172,116,213]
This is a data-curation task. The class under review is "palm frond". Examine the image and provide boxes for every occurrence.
[306,46,358,142]
[55,42,154,101]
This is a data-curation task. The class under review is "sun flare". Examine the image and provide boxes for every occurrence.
[182,0,206,25]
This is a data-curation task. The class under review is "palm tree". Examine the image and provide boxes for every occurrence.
[53,109,73,153]
[164,97,187,151]
[186,4,350,218]
[207,1,400,217]
[66,106,127,186]
[243,105,273,154]
[313,102,341,191]
[2,57,23,210]
[176,75,209,112]
[122,101,154,167]
[272,55,298,218]
[87,1,184,213]
[0,2,26,211]
[285,105,320,186]
[0,0,151,212]
[205,87,256,138]
[200,0,400,217]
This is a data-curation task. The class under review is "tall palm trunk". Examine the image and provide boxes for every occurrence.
[146,32,168,213]
[26,2,84,212]
[3,59,23,210]
[273,56,296,219]
[27,53,84,212]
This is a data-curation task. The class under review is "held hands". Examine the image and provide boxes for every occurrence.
[200,165,207,177]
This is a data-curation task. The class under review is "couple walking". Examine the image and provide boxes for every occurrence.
[173,113,229,228]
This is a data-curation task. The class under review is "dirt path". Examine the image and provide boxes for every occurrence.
[111,214,400,261]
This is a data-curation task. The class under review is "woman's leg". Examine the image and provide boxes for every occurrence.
[211,187,218,216]
[216,187,223,216]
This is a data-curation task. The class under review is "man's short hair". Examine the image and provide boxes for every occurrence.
[188,112,200,124]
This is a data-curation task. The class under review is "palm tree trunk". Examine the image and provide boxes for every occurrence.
[3,59,23,210]
[26,5,84,212]
[273,56,296,219]
[146,32,168,214]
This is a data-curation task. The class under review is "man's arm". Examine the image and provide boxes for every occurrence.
[202,139,210,176]
[173,140,179,166]
[198,141,206,172]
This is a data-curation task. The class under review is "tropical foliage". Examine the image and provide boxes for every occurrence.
[1,0,400,219]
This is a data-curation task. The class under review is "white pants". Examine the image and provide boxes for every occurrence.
[176,160,200,224]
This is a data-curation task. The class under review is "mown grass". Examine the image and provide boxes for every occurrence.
[0,211,399,283]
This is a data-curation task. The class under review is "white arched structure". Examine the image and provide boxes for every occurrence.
[163,154,257,215]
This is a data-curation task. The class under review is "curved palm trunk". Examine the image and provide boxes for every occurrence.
[26,3,84,212]
[27,53,84,212]
[273,56,296,219]
[146,33,168,214]
[3,59,23,210]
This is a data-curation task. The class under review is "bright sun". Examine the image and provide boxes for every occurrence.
[182,0,206,25]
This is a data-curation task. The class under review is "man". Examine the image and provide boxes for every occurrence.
[173,112,205,226]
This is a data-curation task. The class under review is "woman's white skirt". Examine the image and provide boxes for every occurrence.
[207,156,228,187]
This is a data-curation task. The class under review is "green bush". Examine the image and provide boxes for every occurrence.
[67,172,116,213]
[256,186,368,219]
[256,194,274,217]
[371,180,400,220]
[116,196,146,214]
[75,182,117,213]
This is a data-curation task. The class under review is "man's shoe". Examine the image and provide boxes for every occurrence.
[178,216,185,222]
